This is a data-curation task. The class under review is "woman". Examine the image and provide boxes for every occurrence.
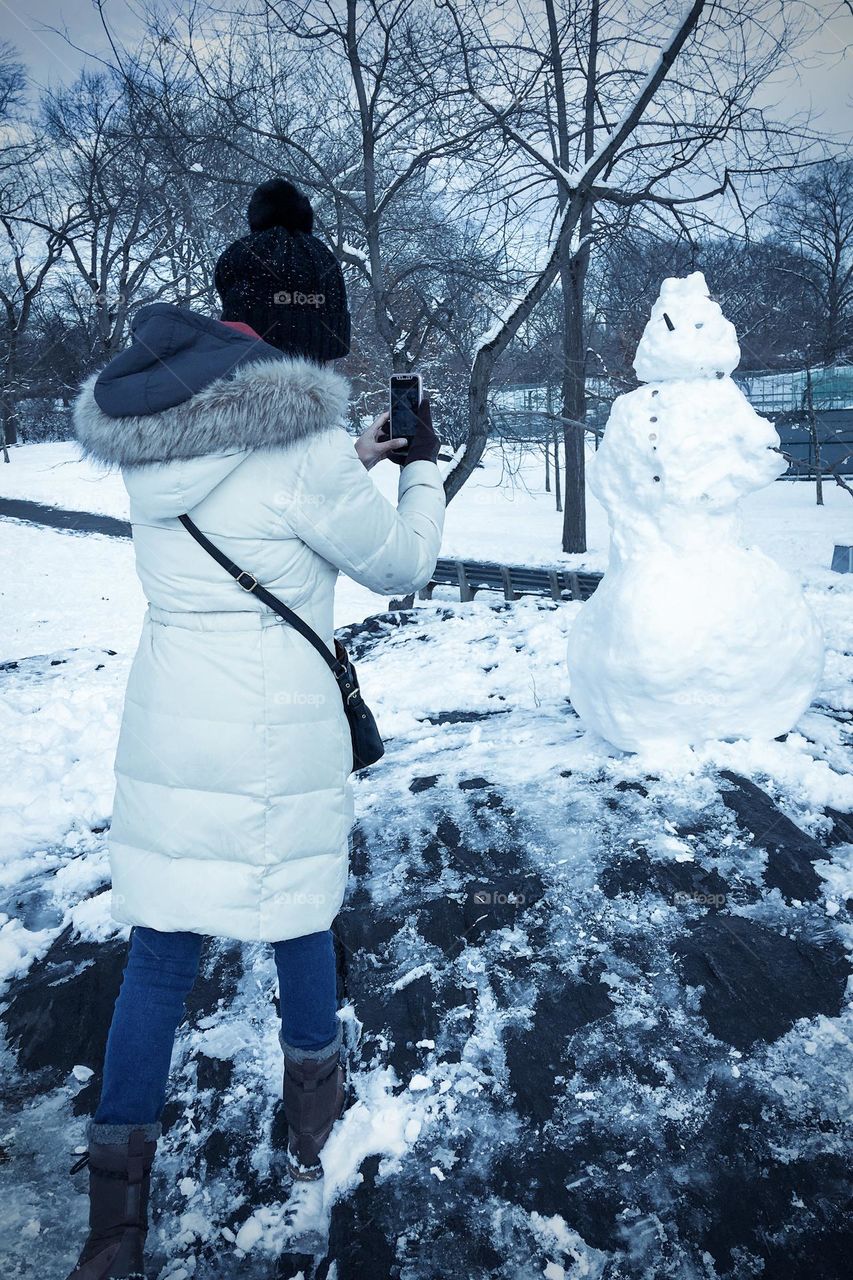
[65,178,445,1279]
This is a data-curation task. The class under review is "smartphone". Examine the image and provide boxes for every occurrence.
[389,374,422,441]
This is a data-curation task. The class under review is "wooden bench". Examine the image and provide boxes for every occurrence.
[414,557,602,604]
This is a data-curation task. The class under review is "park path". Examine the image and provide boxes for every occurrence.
[0,497,130,539]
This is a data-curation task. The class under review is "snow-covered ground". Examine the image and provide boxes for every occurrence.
[1,439,851,657]
[1,439,852,1278]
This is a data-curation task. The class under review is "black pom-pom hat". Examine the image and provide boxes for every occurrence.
[214,178,350,363]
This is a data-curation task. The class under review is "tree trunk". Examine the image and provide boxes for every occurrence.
[554,426,562,513]
[1,394,16,453]
[2,342,19,453]
[805,368,823,505]
[544,383,552,493]
[559,253,589,552]
[554,0,597,554]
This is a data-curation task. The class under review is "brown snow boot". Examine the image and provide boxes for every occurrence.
[65,1121,160,1279]
[280,1025,347,1181]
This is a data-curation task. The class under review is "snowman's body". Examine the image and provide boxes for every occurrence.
[567,272,824,752]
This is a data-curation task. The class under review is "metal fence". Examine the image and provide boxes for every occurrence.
[491,368,853,474]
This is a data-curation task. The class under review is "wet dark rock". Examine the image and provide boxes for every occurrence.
[409,775,439,793]
[157,1099,184,1136]
[493,1135,624,1252]
[347,970,443,1077]
[200,1125,248,1179]
[416,895,467,952]
[195,1054,234,1093]
[462,873,544,942]
[693,1147,853,1277]
[672,914,849,1049]
[470,790,506,814]
[435,814,461,850]
[3,928,127,1083]
[326,1155,397,1280]
[347,824,372,877]
[601,847,732,906]
[334,608,453,662]
[614,779,649,796]
[419,708,512,725]
[182,939,242,1023]
[824,805,853,846]
[721,771,825,902]
[505,971,614,1124]
[458,776,492,790]
[334,907,400,971]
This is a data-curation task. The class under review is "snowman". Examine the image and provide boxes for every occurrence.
[566,270,824,752]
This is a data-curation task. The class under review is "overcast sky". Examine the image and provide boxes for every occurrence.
[4,0,852,145]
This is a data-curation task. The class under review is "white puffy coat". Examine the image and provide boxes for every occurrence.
[74,348,445,942]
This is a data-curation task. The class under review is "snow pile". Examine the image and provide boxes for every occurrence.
[567,271,825,751]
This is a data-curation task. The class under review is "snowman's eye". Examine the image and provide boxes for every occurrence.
[695,322,704,329]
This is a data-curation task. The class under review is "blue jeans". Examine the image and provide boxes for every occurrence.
[93,925,339,1126]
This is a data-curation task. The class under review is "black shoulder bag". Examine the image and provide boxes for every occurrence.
[178,514,384,773]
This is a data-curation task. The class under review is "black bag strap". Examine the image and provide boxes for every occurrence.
[178,513,351,685]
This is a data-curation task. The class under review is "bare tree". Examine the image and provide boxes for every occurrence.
[443,0,832,552]
[94,0,505,429]
[0,41,26,133]
[0,59,73,459]
[771,157,853,365]
[38,71,189,361]
[0,206,67,457]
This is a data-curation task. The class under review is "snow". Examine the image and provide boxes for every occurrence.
[567,272,827,751]
[3,433,851,591]
[0,403,851,1276]
[632,270,740,381]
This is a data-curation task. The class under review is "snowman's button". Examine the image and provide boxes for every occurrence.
[650,416,657,422]
[651,389,659,396]
[653,475,661,482]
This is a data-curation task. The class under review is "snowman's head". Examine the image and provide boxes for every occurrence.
[633,271,740,382]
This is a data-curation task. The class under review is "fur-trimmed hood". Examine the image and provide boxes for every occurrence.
[72,304,350,468]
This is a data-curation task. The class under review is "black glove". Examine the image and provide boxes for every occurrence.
[405,396,440,465]
[382,396,440,467]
